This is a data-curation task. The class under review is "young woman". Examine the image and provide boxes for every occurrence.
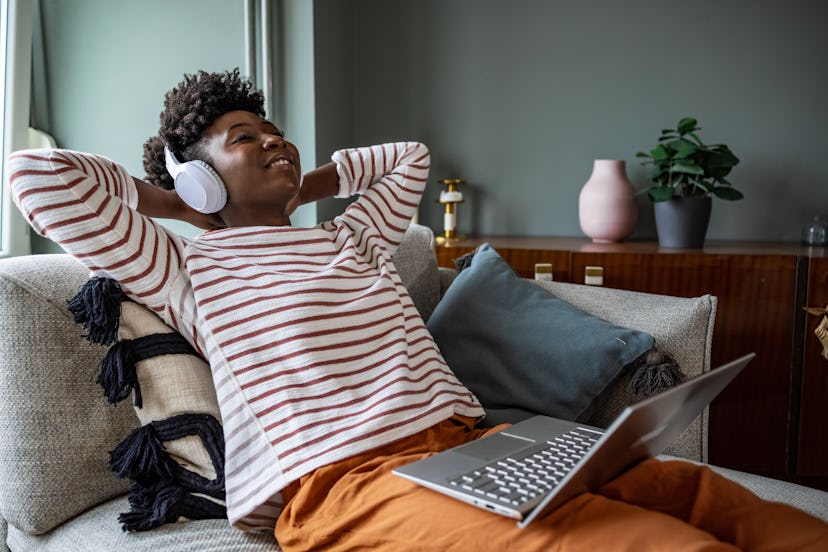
[8,70,827,551]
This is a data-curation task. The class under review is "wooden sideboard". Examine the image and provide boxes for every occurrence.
[435,236,828,490]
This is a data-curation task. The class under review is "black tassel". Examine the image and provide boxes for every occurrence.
[119,481,226,532]
[97,332,199,409]
[629,349,686,397]
[67,276,125,345]
[155,413,226,497]
[173,490,227,522]
[454,251,475,273]
[119,482,182,531]
[118,485,160,531]
[109,425,178,482]
[98,341,143,407]
[110,415,229,531]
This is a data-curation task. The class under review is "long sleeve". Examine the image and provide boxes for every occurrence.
[331,142,430,255]
[7,149,188,318]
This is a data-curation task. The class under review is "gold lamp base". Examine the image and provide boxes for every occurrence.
[436,179,465,242]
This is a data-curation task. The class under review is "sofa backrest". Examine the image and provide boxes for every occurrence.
[391,224,441,321]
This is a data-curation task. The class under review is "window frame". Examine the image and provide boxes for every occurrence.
[1,0,32,258]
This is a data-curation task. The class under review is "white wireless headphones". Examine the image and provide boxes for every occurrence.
[164,146,227,214]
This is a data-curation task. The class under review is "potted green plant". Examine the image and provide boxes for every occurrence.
[636,117,742,248]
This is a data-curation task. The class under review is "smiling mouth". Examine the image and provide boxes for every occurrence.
[266,155,294,169]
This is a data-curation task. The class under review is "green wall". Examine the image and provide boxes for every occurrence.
[33,0,327,253]
[33,0,828,252]
[40,0,247,166]
[275,0,319,229]
[34,0,247,252]
[316,0,828,241]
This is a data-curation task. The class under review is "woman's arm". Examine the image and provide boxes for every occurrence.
[7,149,190,317]
[284,162,339,217]
[331,142,430,252]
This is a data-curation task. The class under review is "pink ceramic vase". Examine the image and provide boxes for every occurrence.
[578,160,638,243]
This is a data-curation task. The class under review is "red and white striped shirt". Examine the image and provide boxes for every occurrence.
[8,142,483,531]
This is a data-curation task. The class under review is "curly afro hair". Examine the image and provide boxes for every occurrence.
[143,69,266,189]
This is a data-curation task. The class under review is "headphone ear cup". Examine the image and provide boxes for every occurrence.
[173,160,228,214]
[164,145,227,214]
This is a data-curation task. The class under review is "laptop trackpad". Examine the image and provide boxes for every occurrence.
[455,433,534,461]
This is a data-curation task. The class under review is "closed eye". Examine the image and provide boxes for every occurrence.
[266,126,285,138]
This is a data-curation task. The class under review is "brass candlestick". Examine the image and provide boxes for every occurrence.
[436,179,464,241]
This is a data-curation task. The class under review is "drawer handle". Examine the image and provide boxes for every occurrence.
[584,266,603,286]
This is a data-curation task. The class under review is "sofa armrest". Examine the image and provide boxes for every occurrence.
[0,254,138,536]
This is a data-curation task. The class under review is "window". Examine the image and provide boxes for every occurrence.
[1,0,32,257]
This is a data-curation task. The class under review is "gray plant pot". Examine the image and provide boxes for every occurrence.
[653,196,712,248]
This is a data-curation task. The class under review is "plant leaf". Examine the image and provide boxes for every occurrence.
[677,117,699,134]
[693,181,712,193]
[671,161,705,175]
[707,167,732,179]
[687,131,705,146]
[713,187,744,200]
[648,187,675,202]
[650,144,671,160]
[709,146,739,167]
[671,139,698,159]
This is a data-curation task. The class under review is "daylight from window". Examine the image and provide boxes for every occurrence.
[0,0,8,251]
[1,0,33,257]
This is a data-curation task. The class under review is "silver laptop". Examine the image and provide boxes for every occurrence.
[393,353,754,528]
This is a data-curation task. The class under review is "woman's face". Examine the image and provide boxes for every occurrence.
[200,109,302,225]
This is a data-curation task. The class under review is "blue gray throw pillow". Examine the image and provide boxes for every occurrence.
[427,243,655,426]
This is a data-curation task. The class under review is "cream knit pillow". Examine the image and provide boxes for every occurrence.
[69,278,226,531]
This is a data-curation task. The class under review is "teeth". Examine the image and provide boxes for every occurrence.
[269,158,290,167]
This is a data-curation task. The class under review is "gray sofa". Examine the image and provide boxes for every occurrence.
[1,225,825,551]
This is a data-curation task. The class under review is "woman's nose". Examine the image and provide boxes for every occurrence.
[262,135,285,149]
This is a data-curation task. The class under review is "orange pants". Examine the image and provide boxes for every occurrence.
[275,417,828,551]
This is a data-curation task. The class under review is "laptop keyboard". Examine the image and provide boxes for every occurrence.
[449,428,601,508]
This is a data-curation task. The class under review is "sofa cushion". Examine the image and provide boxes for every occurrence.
[0,254,136,535]
[114,303,223,479]
[435,263,717,462]
[6,495,280,551]
[657,455,828,522]
[70,288,228,531]
[427,243,658,425]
